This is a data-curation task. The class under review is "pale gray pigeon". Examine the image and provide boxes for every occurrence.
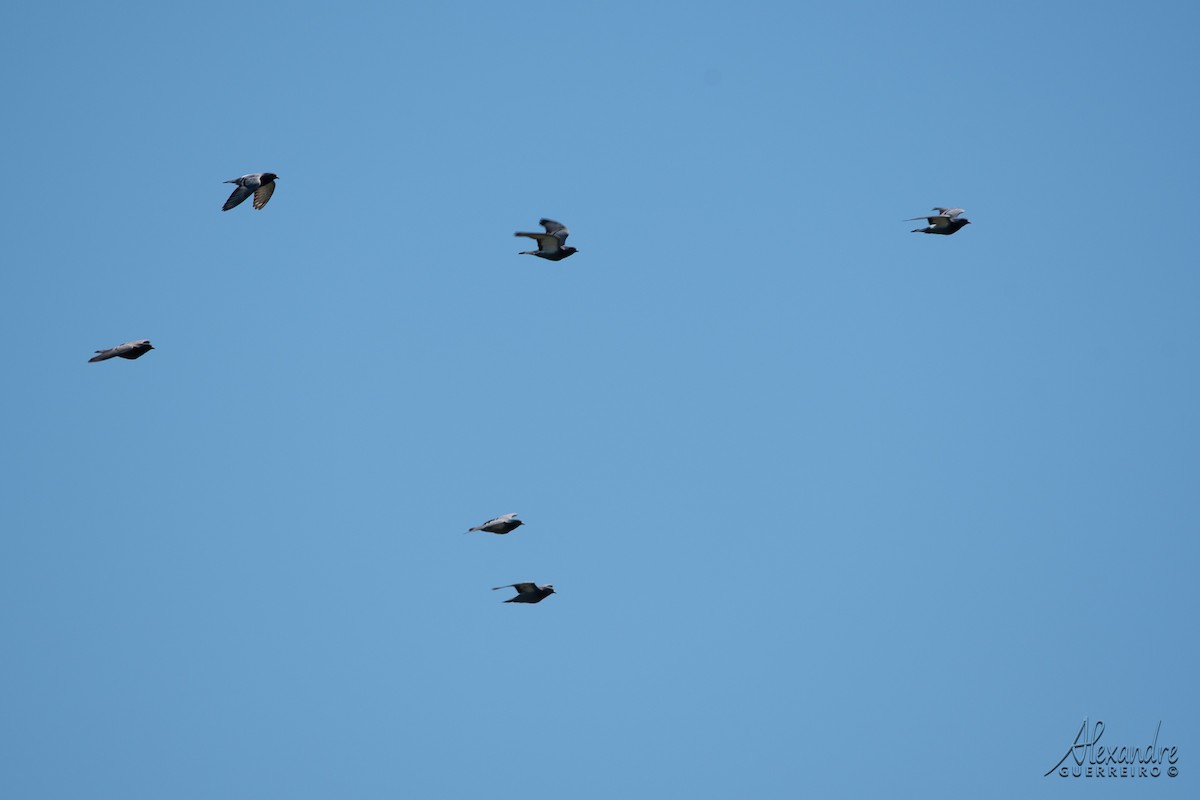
[467,513,524,535]
[493,582,555,603]
[908,207,971,235]
[89,339,154,363]
[515,218,578,261]
[223,173,279,211]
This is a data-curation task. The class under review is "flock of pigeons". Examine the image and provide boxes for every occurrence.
[465,513,555,604]
[87,172,972,603]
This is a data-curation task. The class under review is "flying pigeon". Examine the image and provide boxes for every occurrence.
[89,340,154,363]
[222,173,279,211]
[515,218,578,261]
[492,582,556,603]
[467,513,524,535]
[907,207,971,235]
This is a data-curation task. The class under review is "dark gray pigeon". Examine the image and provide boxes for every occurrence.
[515,218,578,261]
[467,513,524,535]
[907,207,971,235]
[223,173,279,211]
[89,339,154,363]
[493,582,555,603]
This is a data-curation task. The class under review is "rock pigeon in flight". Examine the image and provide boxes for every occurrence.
[515,218,578,260]
[467,513,524,535]
[89,339,154,363]
[907,207,971,235]
[223,173,279,211]
[492,582,556,603]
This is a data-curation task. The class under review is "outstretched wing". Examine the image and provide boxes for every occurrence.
[932,207,965,218]
[223,184,253,211]
[253,180,276,210]
[493,582,538,594]
[514,231,562,254]
[539,218,570,242]
[905,213,951,228]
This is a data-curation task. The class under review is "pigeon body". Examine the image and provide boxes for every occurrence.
[89,340,154,363]
[907,207,971,235]
[468,513,524,535]
[493,582,555,603]
[515,218,578,260]
[223,173,279,211]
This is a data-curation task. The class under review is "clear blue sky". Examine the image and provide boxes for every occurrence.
[1,2,1196,797]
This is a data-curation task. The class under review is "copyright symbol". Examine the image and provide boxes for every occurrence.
[1168,766,1178,778]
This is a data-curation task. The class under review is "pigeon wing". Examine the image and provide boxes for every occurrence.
[253,180,276,210]
[493,582,538,594]
[514,232,561,254]
[540,219,569,239]
[223,185,253,211]
[933,207,965,218]
[906,213,951,228]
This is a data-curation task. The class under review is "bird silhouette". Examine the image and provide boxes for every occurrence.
[492,582,556,603]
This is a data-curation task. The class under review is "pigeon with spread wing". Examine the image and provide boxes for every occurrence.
[515,218,578,261]
[907,207,971,235]
[223,173,279,211]
[492,582,556,604]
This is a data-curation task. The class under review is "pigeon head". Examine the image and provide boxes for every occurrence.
[262,173,279,183]
[561,247,579,257]
[139,340,154,349]
[543,584,555,594]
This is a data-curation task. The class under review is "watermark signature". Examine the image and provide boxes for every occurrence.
[1046,719,1178,778]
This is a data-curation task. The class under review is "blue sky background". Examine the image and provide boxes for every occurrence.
[1,2,1196,797]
